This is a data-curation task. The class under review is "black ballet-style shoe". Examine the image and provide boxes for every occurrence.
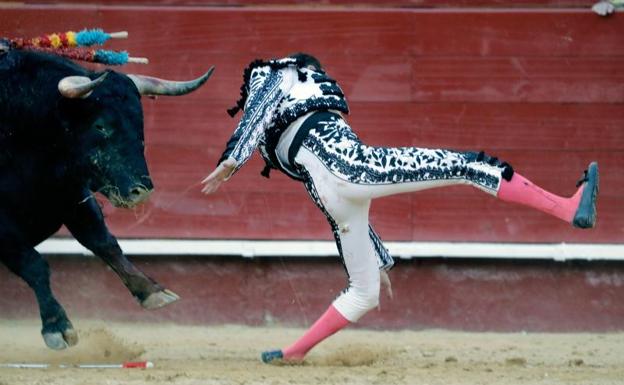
[572,162,599,229]
[261,349,284,364]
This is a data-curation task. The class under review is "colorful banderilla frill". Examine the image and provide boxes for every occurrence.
[4,28,148,65]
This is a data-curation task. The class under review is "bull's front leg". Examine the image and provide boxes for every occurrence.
[0,240,77,349]
[63,195,179,309]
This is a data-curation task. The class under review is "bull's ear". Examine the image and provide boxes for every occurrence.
[128,66,214,96]
[58,73,108,99]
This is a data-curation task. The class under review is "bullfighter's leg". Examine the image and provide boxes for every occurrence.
[300,113,598,228]
[0,243,77,350]
[263,153,384,363]
[63,195,179,309]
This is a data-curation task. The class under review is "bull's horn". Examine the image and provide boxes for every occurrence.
[58,73,108,99]
[128,66,214,96]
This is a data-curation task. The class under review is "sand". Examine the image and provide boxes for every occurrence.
[1,319,623,385]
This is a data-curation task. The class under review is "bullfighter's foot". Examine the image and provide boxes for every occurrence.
[42,326,78,350]
[141,289,180,310]
[572,162,599,229]
[261,349,304,365]
[261,349,284,364]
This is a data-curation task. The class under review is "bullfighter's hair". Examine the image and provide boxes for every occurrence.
[3,29,147,66]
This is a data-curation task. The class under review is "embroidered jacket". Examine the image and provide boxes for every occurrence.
[219,58,349,176]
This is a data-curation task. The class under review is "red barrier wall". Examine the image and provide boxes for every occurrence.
[15,1,599,7]
[2,256,624,332]
[1,3,623,332]
[0,4,622,244]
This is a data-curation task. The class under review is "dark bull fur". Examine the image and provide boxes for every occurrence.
[0,48,212,350]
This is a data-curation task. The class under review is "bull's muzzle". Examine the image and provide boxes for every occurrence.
[107,183,153,208]
[128,184,153,206]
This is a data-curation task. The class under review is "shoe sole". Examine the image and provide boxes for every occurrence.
[572,162,599,229]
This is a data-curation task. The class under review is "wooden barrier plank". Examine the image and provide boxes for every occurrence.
[1,7,622,57]
[142,137,624,195]
[125,52,624,104]
[411,57,624,103]
[143,100,624,150]
[0,7,414,56]
[17,1,598,8]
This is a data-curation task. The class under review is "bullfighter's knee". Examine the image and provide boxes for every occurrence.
[459,150,515,193]
[355,284,381,312]
[466,150,514,181]
[333,281,380,322]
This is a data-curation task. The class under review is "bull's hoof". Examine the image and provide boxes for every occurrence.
[42,328,78,350]
[141,289,180,310]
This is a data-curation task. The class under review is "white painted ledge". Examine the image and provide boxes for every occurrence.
[34,238,624,261]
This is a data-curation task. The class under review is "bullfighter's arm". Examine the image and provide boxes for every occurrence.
[201,66,292,194]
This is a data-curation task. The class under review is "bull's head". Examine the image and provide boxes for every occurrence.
[57,67,213,208]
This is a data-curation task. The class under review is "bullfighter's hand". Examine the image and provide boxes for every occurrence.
[201,158,237,194]
[380,270,393,300]
[592,1,614,15]
[592,0,623,15]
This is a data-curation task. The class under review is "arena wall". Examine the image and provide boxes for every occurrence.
[0,2,622,331]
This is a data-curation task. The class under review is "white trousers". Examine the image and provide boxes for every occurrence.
[294,147,507,322]
[291,113,510,322]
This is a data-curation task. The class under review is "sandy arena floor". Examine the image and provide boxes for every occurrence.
[0,319,623,385]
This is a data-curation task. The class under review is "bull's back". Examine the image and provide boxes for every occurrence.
[0,52,74,243]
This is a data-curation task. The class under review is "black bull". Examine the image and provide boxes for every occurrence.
[0,47,213,350]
